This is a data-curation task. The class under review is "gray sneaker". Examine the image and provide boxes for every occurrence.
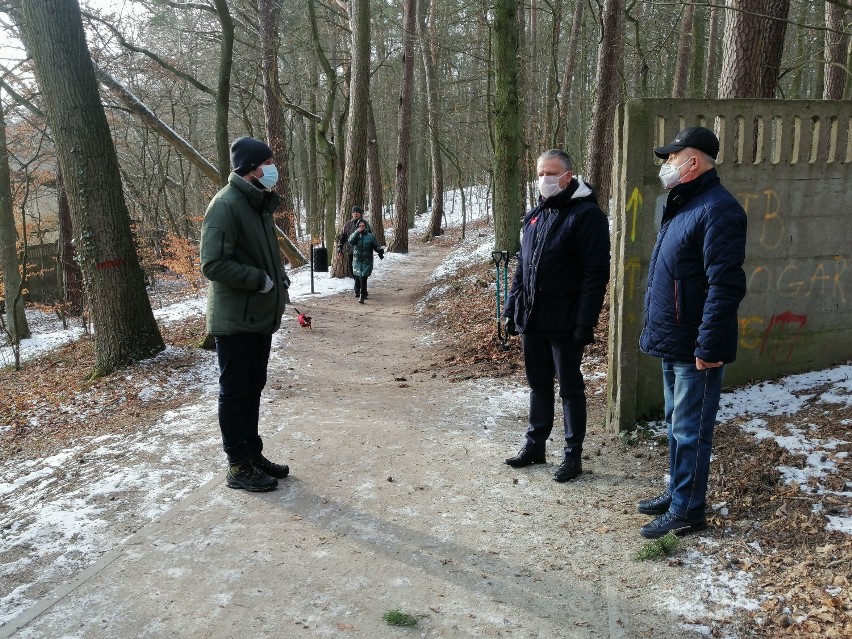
[226,463,278,492]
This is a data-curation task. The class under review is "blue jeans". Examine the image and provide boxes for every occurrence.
[522,334,586,458]
[662,359,725,518]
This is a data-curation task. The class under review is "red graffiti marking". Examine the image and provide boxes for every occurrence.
[95,259,124,270]
[759,311,807,362]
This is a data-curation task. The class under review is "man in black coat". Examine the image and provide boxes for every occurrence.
[503,149,610,482]
[337,205,364,290]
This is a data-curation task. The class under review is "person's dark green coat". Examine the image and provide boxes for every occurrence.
[348,227,383,277]
[200,173,286,335]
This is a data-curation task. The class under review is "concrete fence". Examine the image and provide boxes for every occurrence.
[606,99,852,430]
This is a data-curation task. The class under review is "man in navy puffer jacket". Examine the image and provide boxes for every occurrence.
[502,149,610,483]
[637,127,747,539]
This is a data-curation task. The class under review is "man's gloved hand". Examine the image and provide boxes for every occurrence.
[259,273,274,294]
[504,316,518,336]
[282,273,291,289]
[573,324,594,346]
[378,248,385,260]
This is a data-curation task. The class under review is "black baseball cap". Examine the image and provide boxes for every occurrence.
[654,126,719,160]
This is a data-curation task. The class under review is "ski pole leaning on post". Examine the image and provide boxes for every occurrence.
[492,250,504,345]
[500,251,509,347]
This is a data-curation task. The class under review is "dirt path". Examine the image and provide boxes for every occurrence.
[6,239,707,639]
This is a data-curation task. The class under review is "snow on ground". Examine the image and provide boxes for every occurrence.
[1,185,850,633]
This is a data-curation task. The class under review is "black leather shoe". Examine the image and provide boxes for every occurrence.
[553,457,582,482]
[504,447,546,468]
[637,489,672,515]
[640,511,707,539]
[252,454,290,479]
[226,463,278,492]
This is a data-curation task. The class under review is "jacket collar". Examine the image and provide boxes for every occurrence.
[539,177,587,207]
[228,172,282,213]
[664,168,720,219]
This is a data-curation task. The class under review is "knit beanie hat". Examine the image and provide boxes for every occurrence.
[230,137,273,175]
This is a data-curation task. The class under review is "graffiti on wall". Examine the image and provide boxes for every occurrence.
[622,183,848,365]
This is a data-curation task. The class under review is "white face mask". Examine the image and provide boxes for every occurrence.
[257,164,279,189]
[658,157,694,190]
[538,170,569,199]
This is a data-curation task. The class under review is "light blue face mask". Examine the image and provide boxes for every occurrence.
[257,164,278,189]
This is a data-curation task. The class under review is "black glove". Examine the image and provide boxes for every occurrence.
[378,248,385,260]
[573,324,594,346]
[504,316,518,336]
[282,273,291,289]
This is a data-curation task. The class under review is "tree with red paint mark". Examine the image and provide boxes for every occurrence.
[19,0,164,377]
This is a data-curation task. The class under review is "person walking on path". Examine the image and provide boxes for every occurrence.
[200,136,292,493]
[502,149,610,482]
[636,126,747,539]
[348,218,384,303]
[337,205,365,285]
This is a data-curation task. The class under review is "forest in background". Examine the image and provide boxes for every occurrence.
[0,0,849,375]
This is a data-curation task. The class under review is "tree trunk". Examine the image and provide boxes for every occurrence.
[824,1,849,99]
[543,0,562,148]
[759,0,790,98]
[555,0,583,148]
[307,0,339,253]
[57,168,83,316]
[331,0,370,278]
[388,0,416,254]
[413,65,428,228]
[672,3,695,98]
[789,0,810,99]
[586,0,623,209]
[493,0,523,256]
[704,3,721,98]
[20,0,164,377]
[213,0,234,185]
[419,0,444,242]
[0,98,30,343]
[718,0,767,98]
[258,0,297,240]
[690,6,707,98]
[366,99,385,245]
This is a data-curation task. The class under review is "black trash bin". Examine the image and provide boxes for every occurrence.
[312,246,329,272]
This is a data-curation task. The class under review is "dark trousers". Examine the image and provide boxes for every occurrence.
[355,275,368,295]
[214,333,273,465]
[347,252,355,280]
[521,334,587,459]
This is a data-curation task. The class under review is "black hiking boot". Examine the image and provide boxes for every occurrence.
[553,457,582,482]
[504,447,546,468]
[226,463,278,492]
[637,489,672,515]
[252,454,290,479]
[640,510,707,539]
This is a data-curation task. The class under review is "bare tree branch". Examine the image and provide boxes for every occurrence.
[94,66,220,184]
[82,10,215,97]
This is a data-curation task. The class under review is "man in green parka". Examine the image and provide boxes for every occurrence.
[200,136,291,492]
